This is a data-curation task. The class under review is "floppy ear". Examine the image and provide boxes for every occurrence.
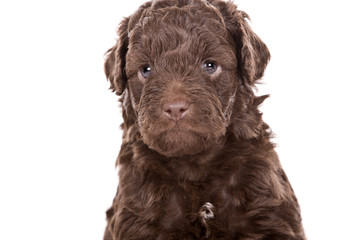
[234,11,271,84]
[211,1,271,139]
[104,1,153,95]
[213,0,270,84]
[104,18,130,95]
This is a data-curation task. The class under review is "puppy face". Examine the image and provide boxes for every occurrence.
[104,0,271,157]
[125,6,238,157]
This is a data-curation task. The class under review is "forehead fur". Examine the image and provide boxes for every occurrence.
[128,0,226,30]
[126,0,236,75]
[129,0,227,45]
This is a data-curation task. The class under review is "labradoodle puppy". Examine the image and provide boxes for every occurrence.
[103,0,306,239]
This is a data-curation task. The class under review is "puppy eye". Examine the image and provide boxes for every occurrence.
[140,65,151,78]
[202,61,218,74]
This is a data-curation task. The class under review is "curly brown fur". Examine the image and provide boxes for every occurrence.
[103,0,305,239]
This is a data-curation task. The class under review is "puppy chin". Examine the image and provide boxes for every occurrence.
[142,130,216,157]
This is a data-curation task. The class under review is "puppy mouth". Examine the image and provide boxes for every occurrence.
[139,107,227,157]
[153,129,210,157]
[162,128,206,139]
[160,121,212,140]
[164,121,194,131]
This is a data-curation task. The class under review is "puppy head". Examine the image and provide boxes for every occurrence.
[105,0,270,157]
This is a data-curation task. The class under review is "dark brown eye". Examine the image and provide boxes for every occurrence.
[202,61,218,74]
[141,65,151,78]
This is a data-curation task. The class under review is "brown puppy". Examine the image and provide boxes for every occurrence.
[103,0,305,239]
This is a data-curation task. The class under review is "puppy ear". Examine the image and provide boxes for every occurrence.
[215,0,270,84]
[104,18,130,95]
[234,11,270,84]
[212,1,271,139]
[104,1,153,95]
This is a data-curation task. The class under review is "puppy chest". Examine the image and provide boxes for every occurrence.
[153,180,244,232]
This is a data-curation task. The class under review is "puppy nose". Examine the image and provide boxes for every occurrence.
[163,101,189,121]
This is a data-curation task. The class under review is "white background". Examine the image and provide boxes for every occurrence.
[0,0,359,239]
